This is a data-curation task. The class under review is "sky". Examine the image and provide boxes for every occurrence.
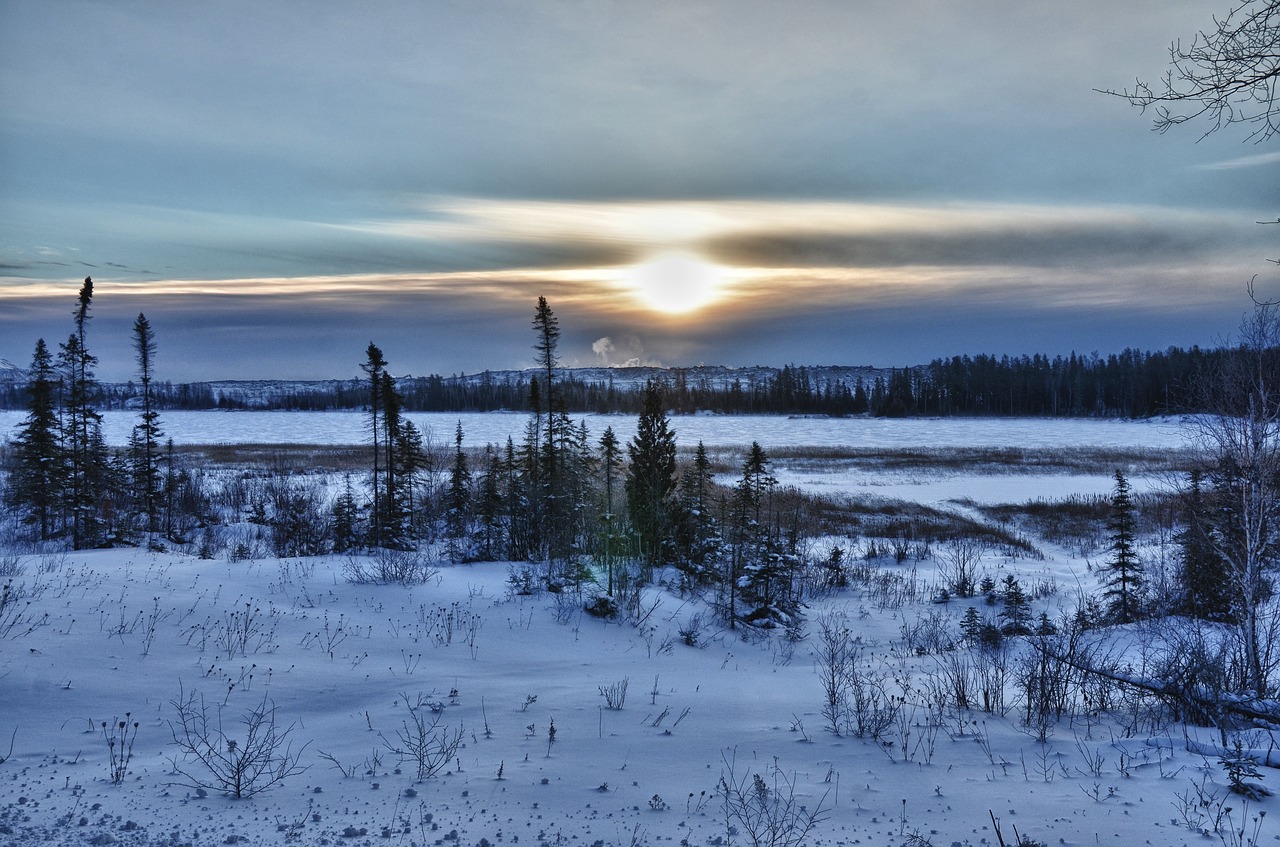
[1,0,1277,382]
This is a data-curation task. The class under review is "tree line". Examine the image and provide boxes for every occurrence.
[0,345,1235,419]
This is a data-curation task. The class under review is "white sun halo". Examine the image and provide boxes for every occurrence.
[626,251,723,314]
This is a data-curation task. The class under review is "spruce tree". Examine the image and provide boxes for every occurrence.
[731,442,783,618]
[999,574,1032,635]
[60,278,110,548]
[598,426,623,594]
[7,339,62,540]
[130,313,163,538]
[331,475,360,553]
[444,421,472,561]
[673,441,719,583]
[625,381,677,573]
[474,446,505,561]
[530,298,566,563]
[362,343,388,546]
[1102,469,1143,624]
[1177,469,1233,620]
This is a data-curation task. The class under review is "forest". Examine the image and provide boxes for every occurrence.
[0,342,1223,418]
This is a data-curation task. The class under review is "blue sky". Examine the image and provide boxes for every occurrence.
[1,0,1276,381]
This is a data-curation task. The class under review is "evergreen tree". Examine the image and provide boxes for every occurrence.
[331,475,360,553]
[130,313,163,538]
[60,278,110,549]
[503,436,534,561]
[597,426,624,594]
[730,442,786,621]
[1102,469,1143,623]
[1177,469,1233,620]
[530,298,569,564]
[379,370,402,541]
[999,574,1032,635]
[7,339,62,540]
[626,382,677,573]
[673,440,719,584]
[474,446,505,561]
[444,421,472,561]
[380,371,425,545]
[362,343,388,545]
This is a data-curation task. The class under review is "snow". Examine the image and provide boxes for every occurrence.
[0,413,1265,847]
[1,410,1196,451]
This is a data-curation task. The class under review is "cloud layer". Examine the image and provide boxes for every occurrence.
[0,1,1275,380]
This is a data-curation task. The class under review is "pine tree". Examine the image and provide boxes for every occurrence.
[130,313,163,538]
[1102,469,1143,624]
[7,339,62,540]
[626,382,677,573]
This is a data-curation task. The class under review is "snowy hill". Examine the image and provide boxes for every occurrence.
[0,358,25,384]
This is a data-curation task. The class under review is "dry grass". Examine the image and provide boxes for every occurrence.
[173,443,372,472]
[697,445,1200,475]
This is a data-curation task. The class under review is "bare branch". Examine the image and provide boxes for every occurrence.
[1098,0,1280,142]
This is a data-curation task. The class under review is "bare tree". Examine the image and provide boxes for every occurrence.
[937,536,987,598]
[1099,0,1279,142]
[1190,294,1280,697]
[718,749,829,847]
[169,686,309,798]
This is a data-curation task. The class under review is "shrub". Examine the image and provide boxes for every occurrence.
[169,686,309,798]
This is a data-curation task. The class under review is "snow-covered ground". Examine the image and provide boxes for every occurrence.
[0,410,1194,451]
[1,413,1263,847]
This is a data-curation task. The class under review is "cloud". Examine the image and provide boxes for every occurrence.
[1194,151,1280,171]
[347,196,1263,276]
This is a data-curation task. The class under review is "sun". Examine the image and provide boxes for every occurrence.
[625,251,724,314]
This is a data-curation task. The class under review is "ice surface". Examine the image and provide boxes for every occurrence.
[1,409,1196,450]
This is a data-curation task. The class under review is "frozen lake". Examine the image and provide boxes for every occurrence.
[0,408,1194,450]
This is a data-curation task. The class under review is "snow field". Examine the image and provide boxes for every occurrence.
[0,412,1263,846]
[1,535,1270,846]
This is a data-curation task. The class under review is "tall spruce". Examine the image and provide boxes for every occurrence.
[1177,469,1232,620]
[673,441,719,585]
[130,313,163,537]
[598,426,623,594]
[59,278,109,548]
[379,370,407,545]
[444,421,472,561]
[362,343,388,546]
[1102,469,1143,623]
[7,339,62,540]
[626,381,677,573]
[530,297,564,560]
[474,446,505,561]
[727,442,779,624]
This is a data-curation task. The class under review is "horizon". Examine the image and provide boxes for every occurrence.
[3,2,1276,382]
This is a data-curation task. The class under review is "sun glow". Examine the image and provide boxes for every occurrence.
[625,251,724,314]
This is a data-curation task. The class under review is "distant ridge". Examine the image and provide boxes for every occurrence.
[0,359,26,384]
